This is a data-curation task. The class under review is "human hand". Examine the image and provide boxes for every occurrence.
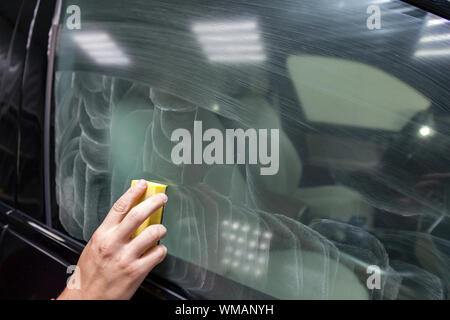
[57,179,168,300]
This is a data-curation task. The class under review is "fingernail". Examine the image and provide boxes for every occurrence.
[137,179,147,188]
[159,193,168,203]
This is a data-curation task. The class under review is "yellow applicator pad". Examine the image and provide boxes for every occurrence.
[130,180,168,244]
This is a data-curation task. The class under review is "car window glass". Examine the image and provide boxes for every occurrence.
[54,0,450,299]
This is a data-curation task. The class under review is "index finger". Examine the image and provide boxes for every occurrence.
[101,179,148,229]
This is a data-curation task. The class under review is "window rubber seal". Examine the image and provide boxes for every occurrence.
[44,0,62,228]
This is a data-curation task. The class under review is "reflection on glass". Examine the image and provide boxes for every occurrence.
[415,48,450,57]
[418,125,433,137]
[419,33,450,43]
[416,14,450,58]
[72,32,130,65]
[192,19,265,63]
[427,18,449,27]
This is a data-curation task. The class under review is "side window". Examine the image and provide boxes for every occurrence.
[54,0,450,300]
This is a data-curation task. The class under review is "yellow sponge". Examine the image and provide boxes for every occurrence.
[130,180,168,242]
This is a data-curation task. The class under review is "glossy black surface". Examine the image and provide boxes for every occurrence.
[0,0,51,221]
[0,1,24,208]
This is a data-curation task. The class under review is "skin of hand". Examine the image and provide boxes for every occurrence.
[57,179,168,300]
